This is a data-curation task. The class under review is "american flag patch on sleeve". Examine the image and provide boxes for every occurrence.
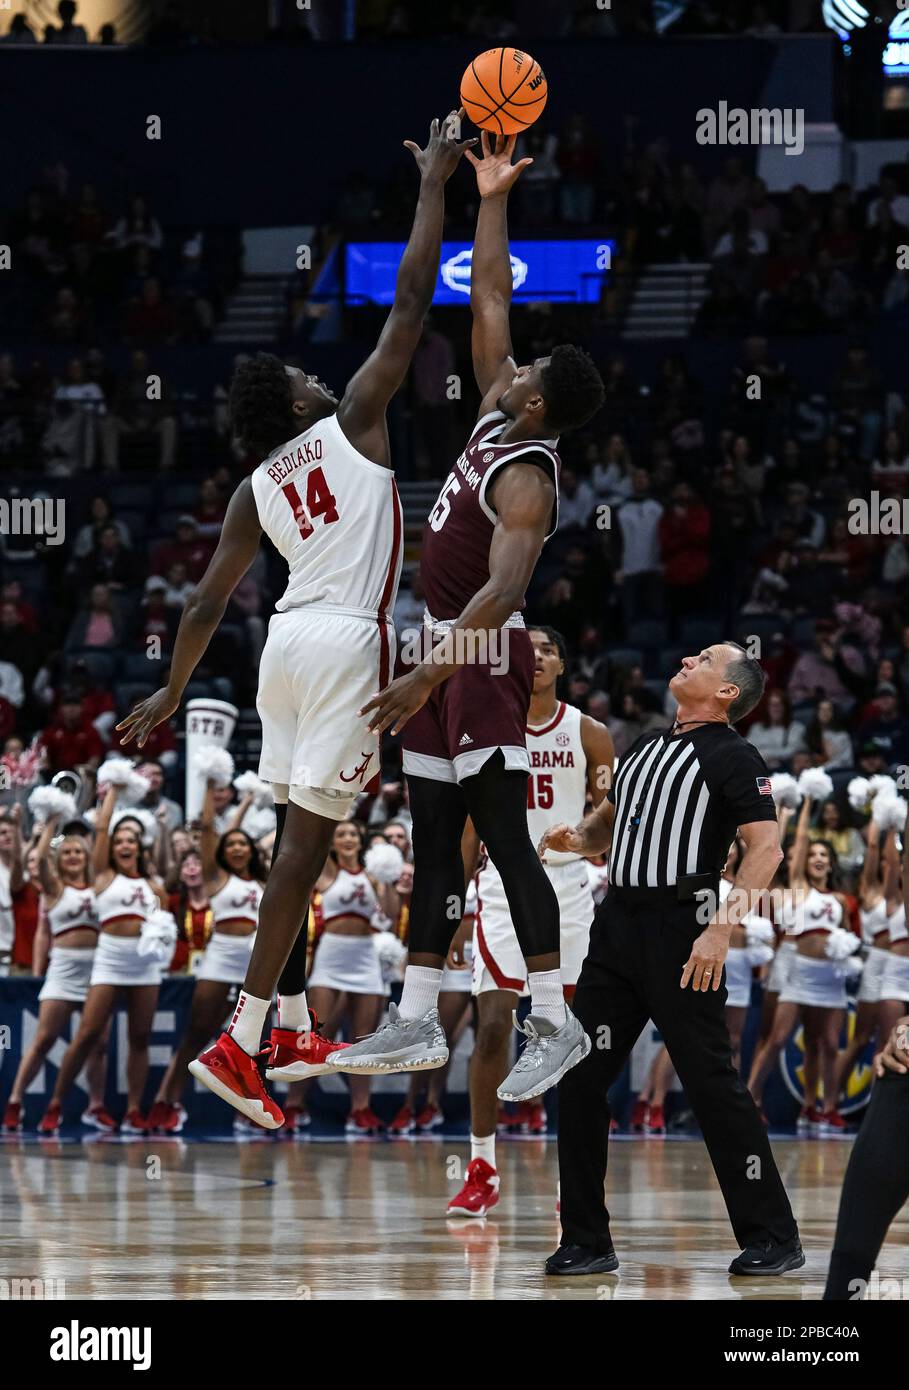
[756,777,773,796]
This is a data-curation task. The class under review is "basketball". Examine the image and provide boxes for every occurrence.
[460,46,548,136]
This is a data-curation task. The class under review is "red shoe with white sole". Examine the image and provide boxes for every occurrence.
[415,1103,443,1131]
[630,1098,648,1132]
[81,1104,118,1132]
[521,1101,547,1135]
[121,1109,148,1134]
[38,1103,62,1135]
[821,1109,847,1133]
[3,1101,22,1132]
[345,1107,385,1136]
[265,1011,350,1082]
[279,1105,310,1134]
[147,1101,186,1134]
[388,1104,416,1135]
[645,1103,666,1135]
[188,1032,284,1130]
[447,1158,500,1218]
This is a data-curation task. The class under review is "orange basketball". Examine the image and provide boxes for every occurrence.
[460,47,548,136]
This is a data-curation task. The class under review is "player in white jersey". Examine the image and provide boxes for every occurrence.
[447,627,613,1217]
[117,113,477,1129]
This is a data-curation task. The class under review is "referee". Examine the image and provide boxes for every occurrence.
[539,642,804,1277]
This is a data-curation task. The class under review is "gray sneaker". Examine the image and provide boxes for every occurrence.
[497,1009,590,1102]
[326,1003,449,1075]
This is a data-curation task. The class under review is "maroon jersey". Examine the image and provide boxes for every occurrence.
[420,410,560,621]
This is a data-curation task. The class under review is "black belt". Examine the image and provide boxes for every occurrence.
[609,872,719,905]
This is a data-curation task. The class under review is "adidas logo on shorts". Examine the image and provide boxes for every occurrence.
[458,733,473,746]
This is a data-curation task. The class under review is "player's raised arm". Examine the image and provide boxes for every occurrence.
[464,132,533,406]
[116,479,262,748]
[337,111,476,464]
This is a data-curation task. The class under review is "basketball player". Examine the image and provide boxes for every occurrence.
[334,134,605,1099]
[116,113,476,1129]
[447,626,613,1217]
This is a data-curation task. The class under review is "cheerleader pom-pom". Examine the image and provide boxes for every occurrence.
[364,842,406,884]
[869,774,898,801]
[824,926,861,961]
[28,784,77,824]
[745,918,776,948]
[872,794,907,832]
[769,772,801,810]
[847,776,871,811]
[121,770,152,807]
[372,930,408,983]
[843,955,864,980]
[797,767,833,803]
[233,770,274,808]
[193,744,235,788]
[97,757,136,791]
[746,942,775,969]
[137,908,178,960]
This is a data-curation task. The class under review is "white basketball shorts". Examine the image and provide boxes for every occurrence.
[472,858,594,997]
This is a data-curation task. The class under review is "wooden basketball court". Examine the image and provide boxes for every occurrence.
[3,1132,902,1300]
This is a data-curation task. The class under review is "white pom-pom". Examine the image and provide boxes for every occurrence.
[233,770,274,808]
[824,926,861,961]
[769,772,802,809]
[847,777,871,811]
[137,907,178,960]
[28,785,78,824]
[798,767,833,803]
[192,744,235,788]
[111,806,157,847]
[372,930,408,982]
[746,942,775,969]
[364,842,405,884]
[745,918,776,948]
[97,757,136,791]
[121,770,152,807]
[843,955,864,980]
[869,775,898,801]
[872,794,907,832]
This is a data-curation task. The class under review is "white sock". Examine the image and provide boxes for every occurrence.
[278,992,310,1032]
[470,1132,496,1169]
[398,965,443,1021]
[528,970,566,1027]
[226,990,271,1055]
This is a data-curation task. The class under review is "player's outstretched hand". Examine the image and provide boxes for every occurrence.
[873,1016,909,1078]
[359,667,434,737]
[464,131,533,198]
[537,823,586,859]
[116,687,179,749]
[404,109,478,183]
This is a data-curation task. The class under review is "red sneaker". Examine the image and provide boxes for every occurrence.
[521,1101,547,1135]
[388,1104,416,1135]
[3,1101,22,1132]
[805,1107,824,1131]
[497,1105,519,1133]
[447,1158,500,1218]
[609,1117,620,1134]
[147,1101,185,1134]
[38,1103,62,1135]
[265,1011,350,1081]
[81,1104,117,1132]
[415,1103,443,1132]
[345,1107,384,1136]
[645,1104,666,1135]
[188,1032,284,1130]
[630,1098,648,1132]
[279,1105,310,1134]
[821,1109,847,1133]
[121,1109,148,1134]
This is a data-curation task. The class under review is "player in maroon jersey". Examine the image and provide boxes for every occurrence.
[333,134,605,1101]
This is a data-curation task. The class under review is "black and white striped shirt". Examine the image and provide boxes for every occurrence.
[606,724,777,889]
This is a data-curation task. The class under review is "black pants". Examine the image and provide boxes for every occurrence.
[823,1069,909,1299]
[558,890,798,1253]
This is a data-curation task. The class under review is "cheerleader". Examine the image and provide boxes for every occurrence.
[303,821,400,1136]
[750,799,798,1067]
[148,781,265,1133]
[749,790,856,1132]
[832,817,890,1103]
[2,815,112,1133]
[878,818,909,1036]
[719,841,775,1074]
[38,783,170,1134]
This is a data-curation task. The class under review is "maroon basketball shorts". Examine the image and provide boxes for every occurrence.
[402,626,534,784]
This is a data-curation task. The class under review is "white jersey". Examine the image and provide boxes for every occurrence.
[47,884,98,939]
[861,896,890,945]
[527,702,588,865]
[250,412,403,617]
[209,874,263,930]
[779,886,844,936]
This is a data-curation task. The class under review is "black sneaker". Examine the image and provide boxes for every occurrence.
[545,1243,619,1276]
[728,1236,805,1276]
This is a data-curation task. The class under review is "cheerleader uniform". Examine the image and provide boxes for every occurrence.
[857,898,891,1005]
[90,874,162,987]
[440,879,475,995]
[880,906,909,1003]
[719,877,762,1009]
[38,887,99,1003]
[307,868,386,995]
[778,888,849,1009]
[196,876,263,984]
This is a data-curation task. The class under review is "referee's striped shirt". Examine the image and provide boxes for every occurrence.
[606,724,778,889]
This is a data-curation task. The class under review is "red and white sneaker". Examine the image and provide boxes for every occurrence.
[3,1101,23,1132]
[523,1101,547,1135]
[38,1103,62,1135]
[630,1098,648,1132]
[345,1107,384,1136]
[81,1104,117,1132]
[188,1032,284,1130]
[447,1158,500,1218]
[147,1101,186,1134]
[265,1011,350,1081]
[279,1105,310,1134]
[415,1103,443,1132]
[388,1104,416,1135]
[645,1104,666,1135]
[821,1109,847,1133]
[804,1106,824,1132]
[121,1109,149,1134]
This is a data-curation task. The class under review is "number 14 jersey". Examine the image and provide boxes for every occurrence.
[250,413,403,617]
